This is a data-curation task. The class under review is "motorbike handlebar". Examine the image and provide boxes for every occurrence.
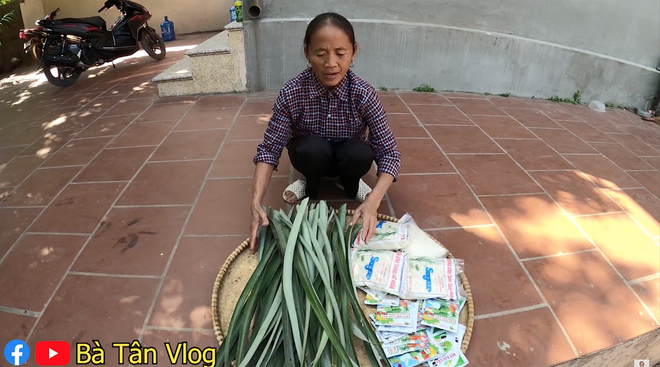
[98,5,106,12]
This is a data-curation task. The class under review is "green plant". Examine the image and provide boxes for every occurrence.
[0,9,17,47]
[572,90,582,104]
[379,87,388,91]
[216,200,387,367]
[485,92,492,96]
[499,93,511,97]
[413,84,435,93]
[605,102,614,109]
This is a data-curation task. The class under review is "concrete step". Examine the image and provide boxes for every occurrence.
[185,31,231,57]
[152,21,247,97]
[152,56,193,83]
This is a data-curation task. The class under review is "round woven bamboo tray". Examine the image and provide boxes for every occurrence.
[211,210,474,365]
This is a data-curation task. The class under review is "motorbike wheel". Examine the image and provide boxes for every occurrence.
[42,61,83,87]
[30,42,43,62]
[140,29,166,60]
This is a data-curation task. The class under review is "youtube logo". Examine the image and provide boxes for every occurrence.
[35,341,70,366]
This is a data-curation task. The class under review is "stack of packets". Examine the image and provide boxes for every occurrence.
[351,216,469,367]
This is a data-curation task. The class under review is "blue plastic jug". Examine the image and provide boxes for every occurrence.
[230,6,237,22]
[160,16,175,42]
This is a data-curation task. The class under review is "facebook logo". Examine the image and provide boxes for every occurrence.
[4,340,30,366]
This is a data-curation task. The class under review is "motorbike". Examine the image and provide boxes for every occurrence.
[18,26,47,62]
[36,0,166,87]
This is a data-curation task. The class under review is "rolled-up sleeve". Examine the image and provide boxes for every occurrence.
[360,88,402,181]
[253,90,292,171]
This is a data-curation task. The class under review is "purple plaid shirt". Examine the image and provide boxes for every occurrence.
[253,68,401,180]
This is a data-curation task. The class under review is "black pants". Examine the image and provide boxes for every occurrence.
[287,135,375,199]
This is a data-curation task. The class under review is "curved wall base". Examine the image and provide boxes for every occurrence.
[244,19,660,108]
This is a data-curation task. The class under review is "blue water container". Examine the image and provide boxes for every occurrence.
[160,16,175,42]
[230,6,237,22]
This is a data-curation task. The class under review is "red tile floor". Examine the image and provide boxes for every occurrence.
[1,33,659,367]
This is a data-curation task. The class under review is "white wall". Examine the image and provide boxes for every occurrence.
[20,0,45,28]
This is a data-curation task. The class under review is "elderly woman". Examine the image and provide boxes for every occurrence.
[249,12,401,253]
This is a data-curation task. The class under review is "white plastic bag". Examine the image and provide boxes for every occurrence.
[399,257,462,300]
[351,249,406,295]
[353,220,410,250]
[398,214,448,258]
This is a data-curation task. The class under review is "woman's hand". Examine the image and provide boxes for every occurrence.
[249,203,269,254]
[350,198,380,243]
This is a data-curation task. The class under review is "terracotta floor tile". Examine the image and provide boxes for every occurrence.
[488,96,531,109]
[574,213,660,280]
[41,137,111,168]
[604,188,660,237]
[450,154,542,195]
[443,92,487,99]
[631,278,660,321]
[30,183,125,234]
[28,275,159,364]
[380,95,415,113]
[0,146,26,165]
[466,308,576,367]
[149,237,237,329]
[193,94,245,109]
[530,128,598,154]
[642,156,660,171]
[117,161,210,205]
[388,174,491,229]
[140,330,217,365]
[137,102,192,122]
[226,115,270,141]
[209,140,290,178]
[536,103,581,121]
[590,143,654,171]
[471,115,537,139]
[185,177,289,235]
[125,83,160,99]
[174,107,239,131]
[529,171,621,216]
[564,154,641,190]
[82,96,124,112]
[36,108,105,133]
[502,108,564,129]
[452,98,507,116]
[107,120,177,148]
[0,156,47,187]
[72,206,189,276]
[0,234,86,311]
[603,134,660,158]
[556,121,614,143]
[154,95,200,105]
[409,105,474,125]
[17,129,79,158]
[5,125,46,146]
[525,251,658,355]
[103,97,155,117]
[76,114,137,138]
[497,139,574,171]
[427,125,502,154]
[398,139,455,174]
[626,170,660,199]
[480,194,594,258]
[239,97,275,115]
[74,146,155,182]
[397,92,450,105]
[386,114,429,138]
[1,167,80,207]
[0,208,42,258]
[430,227,542,315]
[0,312,35,349]
[57,92,102,109]
[150,130,226,161]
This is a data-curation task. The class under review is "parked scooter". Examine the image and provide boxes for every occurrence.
[36,0,166,87]
[18,25,47,62]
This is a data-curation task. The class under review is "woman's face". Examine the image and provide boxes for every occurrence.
[305,24,357,89]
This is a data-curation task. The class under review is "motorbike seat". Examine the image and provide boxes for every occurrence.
[54,16,107,30]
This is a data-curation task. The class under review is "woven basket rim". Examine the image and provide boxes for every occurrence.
[211,209,475,357]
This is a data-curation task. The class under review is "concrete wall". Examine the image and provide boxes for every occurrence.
[19,0,45,29]
[242,0,660,108]
[39,0,233,35]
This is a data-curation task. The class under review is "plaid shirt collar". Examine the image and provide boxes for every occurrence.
[306,68,352,102]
